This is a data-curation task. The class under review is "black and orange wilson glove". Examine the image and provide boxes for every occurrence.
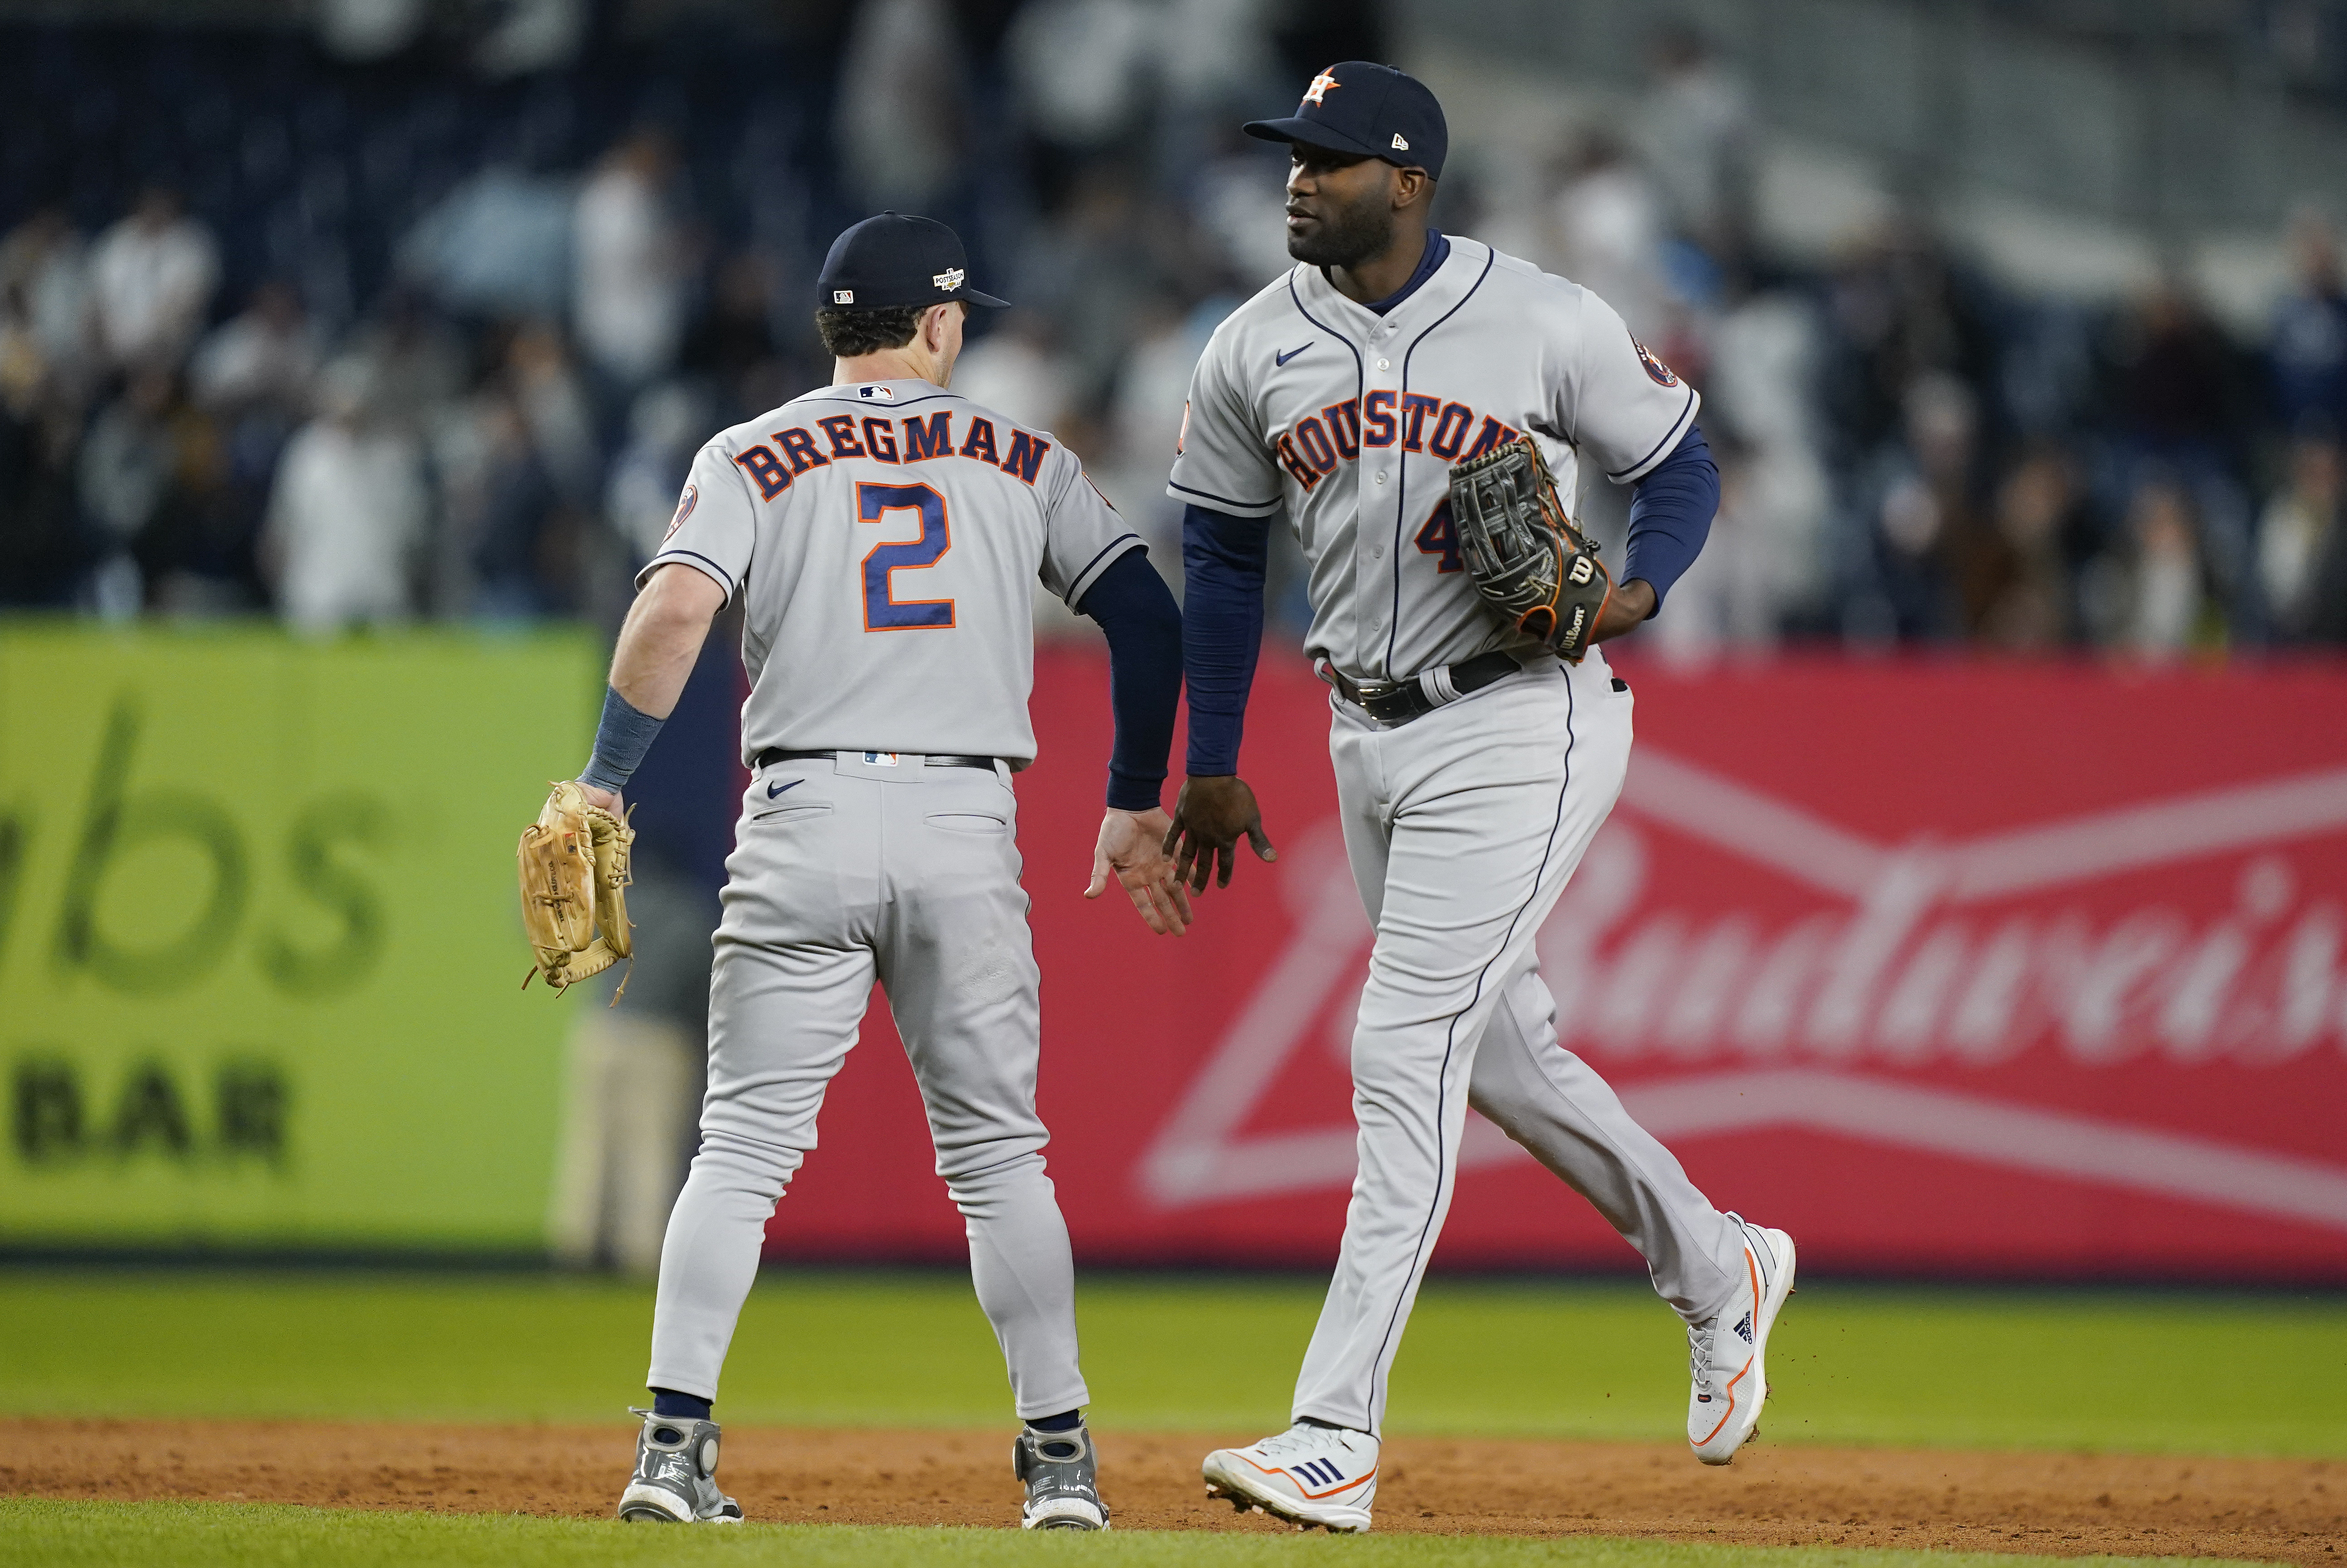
[1448,434,1613,664]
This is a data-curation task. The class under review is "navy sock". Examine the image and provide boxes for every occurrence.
[1027,1409,1083,1433]
[651,1388,712,1421]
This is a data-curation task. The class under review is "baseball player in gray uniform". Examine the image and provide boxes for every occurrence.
[567,213,1188,1530]
[1163,65,1796,1531]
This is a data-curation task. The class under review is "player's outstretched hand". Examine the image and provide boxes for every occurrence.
[1087,807,1193,935]
[1161,775,1278,893]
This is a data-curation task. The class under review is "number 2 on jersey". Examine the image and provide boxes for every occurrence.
[858,482,955,631]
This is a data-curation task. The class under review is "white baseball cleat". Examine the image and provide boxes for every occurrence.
[1202,1422,1379,1532]
[1687,1215,1797,1464]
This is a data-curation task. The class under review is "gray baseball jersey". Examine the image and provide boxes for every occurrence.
[645,378,1142,763]
[1167,235,1697,683]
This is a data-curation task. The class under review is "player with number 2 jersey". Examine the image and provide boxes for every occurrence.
[581,213,1189,1531]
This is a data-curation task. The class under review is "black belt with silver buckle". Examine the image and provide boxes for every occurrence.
[1321,649,1525,727]
[754,748,999,771]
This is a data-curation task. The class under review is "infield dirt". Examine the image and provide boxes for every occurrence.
[2,1419,2337,1562]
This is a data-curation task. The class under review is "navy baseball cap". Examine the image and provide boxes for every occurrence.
[1243,62,1448,181]
[816,212,1008,311]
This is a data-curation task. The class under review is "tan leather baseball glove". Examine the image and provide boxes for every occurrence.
[517,780,634,998]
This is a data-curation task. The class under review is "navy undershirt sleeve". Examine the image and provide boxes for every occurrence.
[1621,423,1719,615]
[1073,548,1184,812]
[1177,504,1269,776]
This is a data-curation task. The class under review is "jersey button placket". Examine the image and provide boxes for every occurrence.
[1361,326,1402,680]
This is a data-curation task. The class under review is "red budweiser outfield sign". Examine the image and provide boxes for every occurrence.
[767,652,2347,1283]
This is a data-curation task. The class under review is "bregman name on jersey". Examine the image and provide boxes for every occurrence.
[728,407,1058,500]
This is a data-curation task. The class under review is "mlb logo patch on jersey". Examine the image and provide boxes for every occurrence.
[859,384,896,401]
[665,484,697,541]
[863,752,902,766]
[1631,336,1680,387]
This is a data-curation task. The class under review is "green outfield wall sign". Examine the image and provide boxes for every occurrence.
[0,625,596,1250]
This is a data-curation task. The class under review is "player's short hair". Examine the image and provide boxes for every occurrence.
[816,303,934,358]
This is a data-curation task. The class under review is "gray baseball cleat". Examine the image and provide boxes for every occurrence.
[1013,1422,1109,1530]
[617,1407,744,1523]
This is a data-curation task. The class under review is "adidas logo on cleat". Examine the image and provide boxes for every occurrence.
[1734,1311,1754,1344]
[1290,1458,1346,1488]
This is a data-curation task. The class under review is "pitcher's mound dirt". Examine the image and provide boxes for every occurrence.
[2,1419,2337,1562]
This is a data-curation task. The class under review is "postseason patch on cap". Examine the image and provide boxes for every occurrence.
[932,267,965,292]
[832,289,854,304]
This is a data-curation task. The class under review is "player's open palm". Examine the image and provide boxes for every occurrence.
[1087,807,1193,936]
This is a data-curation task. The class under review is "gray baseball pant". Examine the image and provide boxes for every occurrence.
[1292,654,1747,1435]
[645,753,1089,1420]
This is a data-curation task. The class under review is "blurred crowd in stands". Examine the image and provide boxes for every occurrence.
[2,3,2345,659]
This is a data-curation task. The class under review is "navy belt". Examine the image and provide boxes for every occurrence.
[1318,649,1525,727]
[754,748,999,771]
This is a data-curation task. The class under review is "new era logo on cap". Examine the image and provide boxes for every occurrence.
[1392,133,1409,149]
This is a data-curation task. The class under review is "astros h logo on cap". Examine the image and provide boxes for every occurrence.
[1243,61,1449,181]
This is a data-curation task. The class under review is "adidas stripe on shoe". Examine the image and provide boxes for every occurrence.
[1202,1423,1378,1533]
[1687,1216,1797,1465]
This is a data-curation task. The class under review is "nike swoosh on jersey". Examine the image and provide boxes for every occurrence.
[1274,342,1313,366]
[766,778,803,799]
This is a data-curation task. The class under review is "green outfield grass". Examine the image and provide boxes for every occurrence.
[0,1501,2267,1568]
[0,1269,2336,1456]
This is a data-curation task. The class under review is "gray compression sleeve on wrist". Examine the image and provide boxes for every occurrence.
[580,686,665,793]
